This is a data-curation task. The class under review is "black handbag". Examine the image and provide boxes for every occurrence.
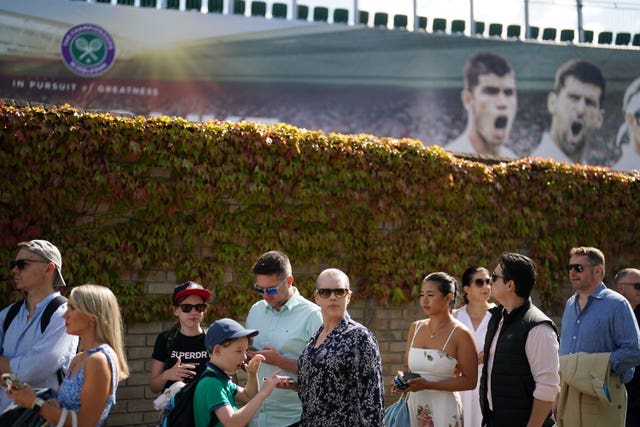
[0,388,56,427]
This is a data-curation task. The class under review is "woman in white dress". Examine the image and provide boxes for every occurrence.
[452,266,496,427]
[392,272,478,427]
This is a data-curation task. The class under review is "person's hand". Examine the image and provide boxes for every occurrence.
[261,372,284,393]
[552,394,559,421]
[252,345,281,366]
[245,354,265,374]
[390,379,404,395]
[275,376,299,392]
[163,357,196,382]
[477,351,484,365]
[404,377,427,392]
[4,382,36,408]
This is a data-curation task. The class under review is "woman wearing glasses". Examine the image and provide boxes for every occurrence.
[292,268,384,425]
[149,281,211,395]
[394,272,478,427]
[452,266,495,427]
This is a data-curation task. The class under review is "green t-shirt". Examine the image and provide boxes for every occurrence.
[193,366,238,427]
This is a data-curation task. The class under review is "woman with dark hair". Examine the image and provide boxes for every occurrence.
[452,266,495,427]
[393,272,478,427]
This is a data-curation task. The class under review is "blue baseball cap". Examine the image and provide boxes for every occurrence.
[205,318,258,352]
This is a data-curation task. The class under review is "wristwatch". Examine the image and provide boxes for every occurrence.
[31,397,45,413]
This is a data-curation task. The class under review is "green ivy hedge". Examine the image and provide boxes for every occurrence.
[1,102,638,323]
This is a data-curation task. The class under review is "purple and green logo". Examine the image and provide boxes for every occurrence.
[61,24,116,77]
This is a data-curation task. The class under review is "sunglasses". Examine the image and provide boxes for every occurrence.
[490,272,504,283]
[254,277,287,295]
[316,288,349,298]
[566,264,596,273]
[9,259,50,270]
[620,282,640,290]
[474,278,491,287]
[178,303,207,313]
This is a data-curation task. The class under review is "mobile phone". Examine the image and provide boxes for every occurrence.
[2,373,23,389]
[263,376,297,384]
[394,371,420,389]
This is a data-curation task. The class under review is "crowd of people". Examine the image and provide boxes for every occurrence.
[1,240,639,426]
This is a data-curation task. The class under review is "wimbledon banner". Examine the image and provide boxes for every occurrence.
[1,0,639,170]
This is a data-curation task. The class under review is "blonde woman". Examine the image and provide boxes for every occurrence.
[452,266,495,427]
[6,284,129,426]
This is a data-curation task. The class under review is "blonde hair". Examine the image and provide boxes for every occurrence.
[69,284,129,380]
[615,76,640,150]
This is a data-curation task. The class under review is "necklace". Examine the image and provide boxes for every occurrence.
[428,320,450,338]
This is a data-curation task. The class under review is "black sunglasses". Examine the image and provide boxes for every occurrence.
[620,282,640,290]
[316,288,349,298]
[490,272,504,283]
[474,278,491,287]
[9,259,50,270]
[566,264,596,273]
[178,303,207,313]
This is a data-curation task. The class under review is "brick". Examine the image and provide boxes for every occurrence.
[147,282,175,296]
[128,321,165,334]
[124,334,146,347]
[126,372,151,386]
[127,398,156,412]
[116,387,146,401]
[106,412,145,426]
[127,347,153,360]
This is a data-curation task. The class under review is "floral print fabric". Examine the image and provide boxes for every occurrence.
[297,314,384,426]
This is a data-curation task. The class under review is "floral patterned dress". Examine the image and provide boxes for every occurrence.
[407,322,462,427]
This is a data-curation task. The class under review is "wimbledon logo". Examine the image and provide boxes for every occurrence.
[61,24,116,77]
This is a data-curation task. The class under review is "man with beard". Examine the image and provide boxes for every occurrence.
[447,52,518,158]
[531,59,605,164]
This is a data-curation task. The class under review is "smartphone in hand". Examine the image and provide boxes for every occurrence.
[2,373,23,389]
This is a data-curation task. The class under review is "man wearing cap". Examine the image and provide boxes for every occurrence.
[0,240,79,411]
[246,251,322,427]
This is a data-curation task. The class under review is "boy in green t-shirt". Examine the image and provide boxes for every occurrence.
[194,318,281,427]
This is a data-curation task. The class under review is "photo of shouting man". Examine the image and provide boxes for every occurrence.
[530,59,605,164]
[447,52,518,158]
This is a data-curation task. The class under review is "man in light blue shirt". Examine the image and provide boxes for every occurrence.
[557,246,640,421]
[0,240,79,412]
[246,251,322,427]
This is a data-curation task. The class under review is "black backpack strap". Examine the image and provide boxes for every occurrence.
[164,327,180,369]
[3,300,25,334]
[40,295,67,333]
[40,295,68,385]
[202,371,218,427]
